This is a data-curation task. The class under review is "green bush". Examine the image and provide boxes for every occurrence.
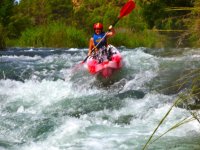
[18,22,88,48]
[17,22,165,48]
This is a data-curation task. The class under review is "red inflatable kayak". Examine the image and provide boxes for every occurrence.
[86,45,122,78]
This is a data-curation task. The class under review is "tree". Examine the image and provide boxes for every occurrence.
[48,0,73,23]
[6,0,73,38]
[187,0,200,47]
[17,0,73,25]
[138,0,193,29]
[0,0,15,26]
[0,23,6,49]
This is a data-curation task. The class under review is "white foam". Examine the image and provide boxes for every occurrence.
[1,47,200,150]
[1,55,41,61]
[121,70,157,92]
[123,50,158,70]
[20,117,91,150]
[0,79,102,114]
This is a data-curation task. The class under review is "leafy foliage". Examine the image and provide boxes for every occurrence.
[0,0,199,48]
[0,0,15,26]
[15,0,73,25]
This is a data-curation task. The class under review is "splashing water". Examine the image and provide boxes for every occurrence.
[0,47,200,150]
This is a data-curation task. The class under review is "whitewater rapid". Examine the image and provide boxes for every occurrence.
[0,47,200,150]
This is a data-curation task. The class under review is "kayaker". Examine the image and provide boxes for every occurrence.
[88,22,116,56]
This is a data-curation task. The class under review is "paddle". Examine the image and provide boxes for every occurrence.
[72,0,135,73]
[113,0,136,27]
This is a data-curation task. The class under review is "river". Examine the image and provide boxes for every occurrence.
[0,47,200,150]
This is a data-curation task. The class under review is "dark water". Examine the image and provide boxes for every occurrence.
[0,47,200,150]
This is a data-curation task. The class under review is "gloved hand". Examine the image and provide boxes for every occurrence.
[108,25,113,30]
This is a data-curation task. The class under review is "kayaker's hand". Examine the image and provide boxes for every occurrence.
[108,25,113,31]
[88,52,91,56]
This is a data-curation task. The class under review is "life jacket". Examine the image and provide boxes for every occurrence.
[93,32,107,49]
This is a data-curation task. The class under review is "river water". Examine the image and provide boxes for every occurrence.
[0,47,200,150]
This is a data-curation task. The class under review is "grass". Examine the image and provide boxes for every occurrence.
[9,23,166,48]
[17,22,88,48]
[143,68,200,150]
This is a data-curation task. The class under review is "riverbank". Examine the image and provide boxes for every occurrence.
[1,0,199,50]
[4,23,166,49]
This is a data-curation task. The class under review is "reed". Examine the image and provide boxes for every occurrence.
[150,117,195,144]
[143,68,200,149]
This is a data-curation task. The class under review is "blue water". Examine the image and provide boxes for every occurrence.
[0,47,200,150]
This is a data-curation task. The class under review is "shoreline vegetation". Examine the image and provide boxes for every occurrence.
[8,22,165,48]
[0,0,199,50]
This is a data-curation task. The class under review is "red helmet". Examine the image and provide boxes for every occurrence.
[93,23,103,30]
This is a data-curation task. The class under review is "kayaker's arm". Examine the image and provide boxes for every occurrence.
[88,38,94,56]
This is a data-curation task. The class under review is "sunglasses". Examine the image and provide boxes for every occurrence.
[94,28,102,30]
